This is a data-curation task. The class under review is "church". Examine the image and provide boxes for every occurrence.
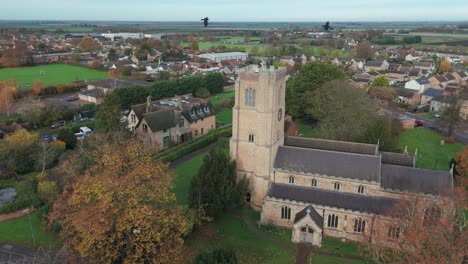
[229,65,453,246]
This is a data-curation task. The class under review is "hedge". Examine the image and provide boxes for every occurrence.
[155,125,232,163]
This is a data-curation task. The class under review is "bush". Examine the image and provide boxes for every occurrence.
[193,249,238,264]
[195,87,211,99]
[219,97,235,108]
[38,181,59,202]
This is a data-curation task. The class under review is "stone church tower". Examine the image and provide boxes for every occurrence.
[230,65,288,207]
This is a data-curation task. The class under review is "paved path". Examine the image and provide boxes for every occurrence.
[168,143,216,169]
[0,208,32,222]
[0,243,36,263]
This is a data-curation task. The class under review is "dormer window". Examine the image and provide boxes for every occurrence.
[142,124,148,133]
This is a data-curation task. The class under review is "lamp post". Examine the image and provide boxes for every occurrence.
[22,209,36,247]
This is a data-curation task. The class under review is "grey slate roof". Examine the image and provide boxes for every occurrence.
[381,152,414,167]
[88,79,152,90]
[274,146,381,182]
[422,88,444,97]
[366,60,385,67]
[143,109,179,132]
[381,164,452,195]
[294,205,323,228]
[268,183,397,215]
[285,137,377,156]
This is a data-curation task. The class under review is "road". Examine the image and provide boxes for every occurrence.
[0,243,35,263]
[383,107,468,144]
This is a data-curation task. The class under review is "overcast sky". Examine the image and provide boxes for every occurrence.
[2,0,468,22]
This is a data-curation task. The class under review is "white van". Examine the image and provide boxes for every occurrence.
[79,126,93,137]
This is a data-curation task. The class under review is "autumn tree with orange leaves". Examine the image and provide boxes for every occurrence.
[32,80,44,96]
[49,135,190,263]
[0,79,18,116]
[362,189,467,264]
[439,59,452,73]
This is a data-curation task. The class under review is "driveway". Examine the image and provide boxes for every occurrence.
[42,93,88,110]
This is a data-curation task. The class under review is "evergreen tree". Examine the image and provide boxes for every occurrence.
[189,140,247,217]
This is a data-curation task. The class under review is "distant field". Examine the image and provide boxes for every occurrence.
[0,64,108,89]
[181,42,266,53]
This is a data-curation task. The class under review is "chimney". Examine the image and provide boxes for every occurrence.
[146,96,152,113]
[176,96,182,110]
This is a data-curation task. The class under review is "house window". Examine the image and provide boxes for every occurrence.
[327,214,339,228]
[201,128,204,134]
[281,206,291,220]
[353,218,366,233]
[288,176,295,184]
[357,185,365,194]
[311,179,317,187]
[387,225,400,239]
[334,182,341,191]
[163,136,170,148]
[131,114,136,122]
[142,124,148,133]
[248,133,255,143]
[194,130,198,136]
[179,118,184,128]
[245,88,256,107]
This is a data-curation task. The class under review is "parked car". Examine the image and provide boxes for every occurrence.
[75,132,85,140]
[414,120,425,127]
[434,113,441,118]
[66,95,79,102]
[80,126,93,137]
[51,120,66,129]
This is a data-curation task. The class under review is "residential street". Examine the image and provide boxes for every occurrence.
[383,107,468,144]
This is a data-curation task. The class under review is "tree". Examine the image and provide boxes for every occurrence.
[441,86,466,139]
[36,140,66,174]
[57,128,77,149]
[107,48,117,61]
[243,35,251,43]
[355,41,374,60]
[49,135,190,263]
[189,140,247,218]
[32,80,44,96]
[286,62,346,119]
[0,45,33,67]
[195,87,211,99]
[362,190,467,264]
[0,130,39,174]
[359,117,400,151]
[439,59,452,73]
[78,36,102,52]
[370,76,390,88]
[0,80,17,116]
[96,95,125,133]
[305,80,377,141]
[191,40,199,51]
[369,86,396,101]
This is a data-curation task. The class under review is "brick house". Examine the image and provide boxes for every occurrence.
[129,95,216,149]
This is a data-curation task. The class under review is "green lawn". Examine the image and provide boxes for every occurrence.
[209,91,235,125]
[185,209,295,264]
[322,237,362,257]
[173,153,207,204]
[0,213,59,248]
[296,120,319,138]
[0,64,108,89]
[309,255,366,264]
[398,128,464,170]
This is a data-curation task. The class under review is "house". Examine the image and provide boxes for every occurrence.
[421,88,444,105]
[129,95,216,149]
[413,61,434,71]
[350,73,374,88]
[404,78,431,93]
[385,71,406,83]
[0,122,30,140]
[80,79,152,103]
[230,65,452,247]
[407,69,421,80]
[394,88,420,106]
[364,60,389,72]
[405,54,420,62]
[430,95,451,112]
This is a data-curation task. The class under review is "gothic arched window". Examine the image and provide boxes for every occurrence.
[357,185,365,194]
[281,206,291,220]
[245,88,256,107]
[288,176,295,184]
[311,179,317,187]
[353,218,366,233]
[327,214,339,228]
[334,182,341,191]
[387,225,400,239]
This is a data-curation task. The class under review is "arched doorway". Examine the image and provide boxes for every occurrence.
[246,192,251,203]
[299,226,314,243]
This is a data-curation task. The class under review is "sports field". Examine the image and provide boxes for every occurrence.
[0,64,108,89]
